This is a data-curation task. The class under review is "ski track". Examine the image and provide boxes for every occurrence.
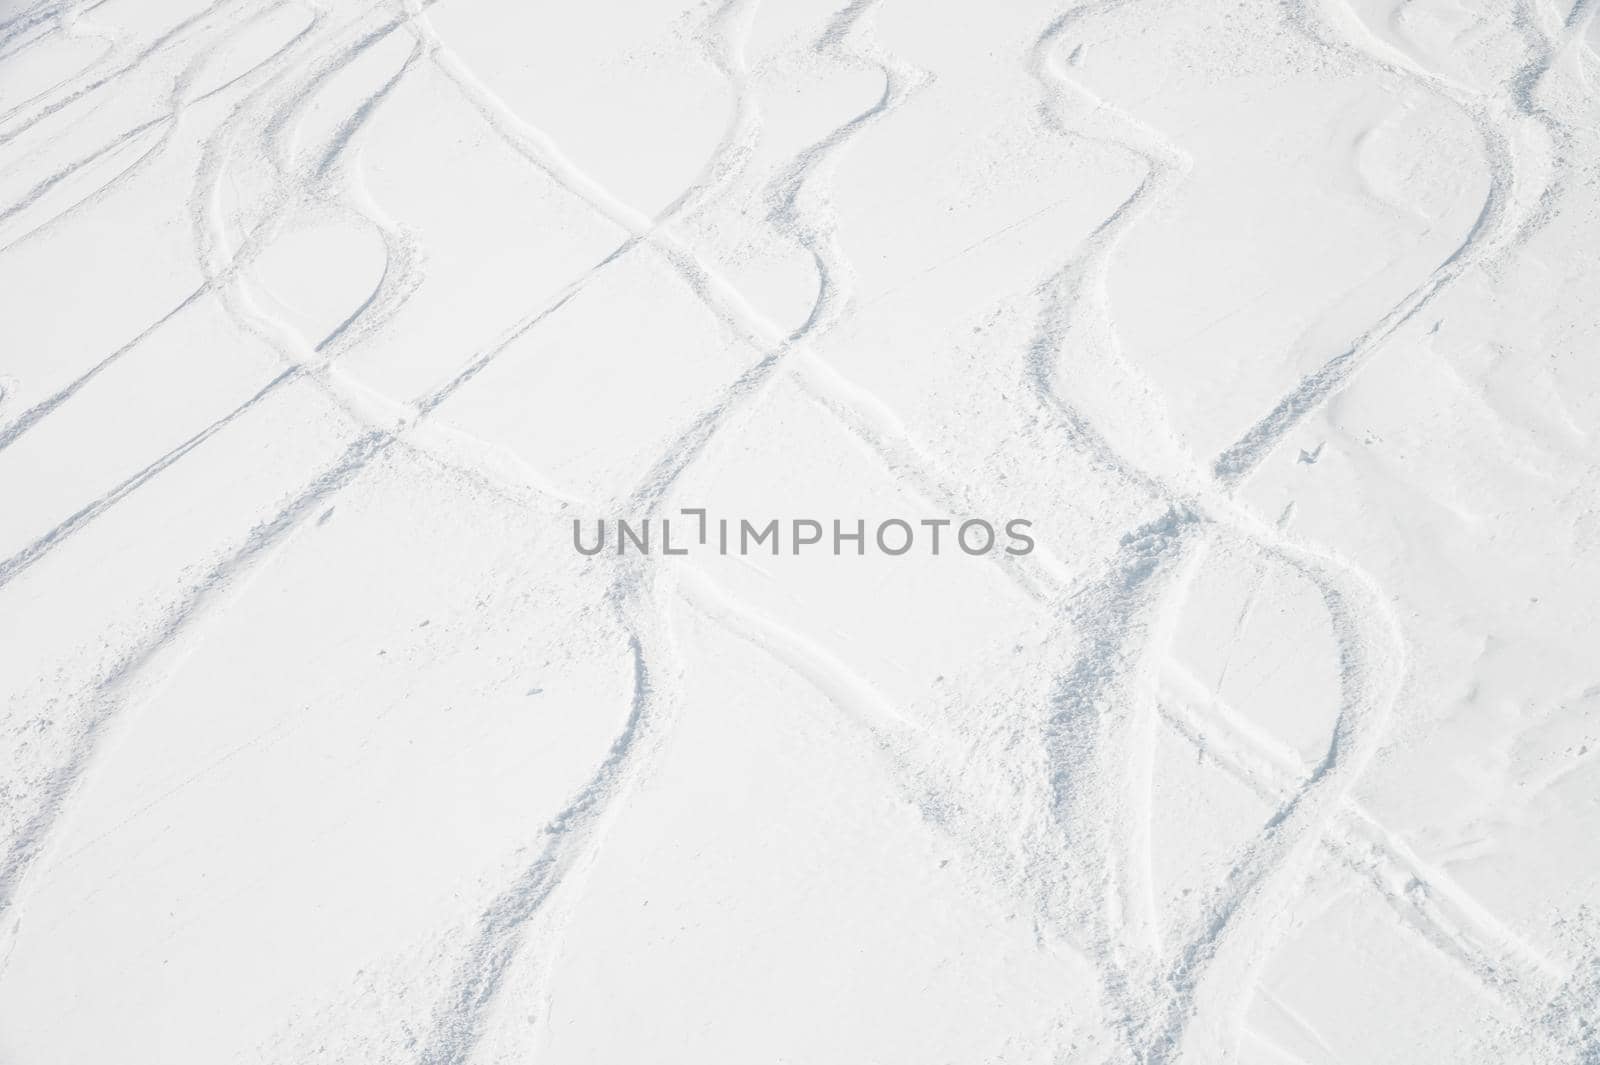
[0,0,1592,1061]
[1018,0,1582,1060]
[1216,0,1594,491]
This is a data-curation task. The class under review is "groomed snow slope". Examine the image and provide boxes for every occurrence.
[1,0,1599,1062]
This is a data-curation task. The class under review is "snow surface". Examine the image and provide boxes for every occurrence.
[2,0,1599,1061]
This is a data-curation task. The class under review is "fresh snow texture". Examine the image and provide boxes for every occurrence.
[2,0,1600,1062]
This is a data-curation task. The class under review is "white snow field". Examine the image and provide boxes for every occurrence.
[2,0,1599,1061]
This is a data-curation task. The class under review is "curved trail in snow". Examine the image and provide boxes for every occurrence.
[1020,2,1411,1060]
[1016,0,1595,1059]
[1214,0,1593,491]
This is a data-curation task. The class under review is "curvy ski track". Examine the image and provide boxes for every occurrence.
[1,0,1596,1062]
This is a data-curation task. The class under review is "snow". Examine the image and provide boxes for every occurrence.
[2,0,1599,1061]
